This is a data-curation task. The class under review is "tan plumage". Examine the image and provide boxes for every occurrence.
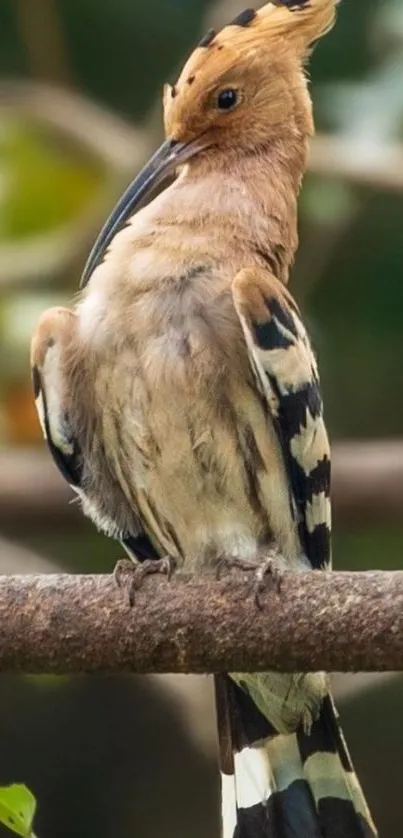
[31,2,377,836]
[166,0,336,143]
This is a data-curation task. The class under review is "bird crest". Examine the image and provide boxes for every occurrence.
[166,1,337,99]
[164,0,338,142]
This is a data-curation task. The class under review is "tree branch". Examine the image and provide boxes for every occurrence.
[1,571,402,674]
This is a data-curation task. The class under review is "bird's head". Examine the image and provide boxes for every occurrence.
[164,0,336,153]
[81,0,338,286]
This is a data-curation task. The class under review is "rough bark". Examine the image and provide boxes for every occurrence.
[0,570,402,674]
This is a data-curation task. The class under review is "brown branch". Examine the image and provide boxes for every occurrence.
[0,571,402,674]
[332,440,403,523]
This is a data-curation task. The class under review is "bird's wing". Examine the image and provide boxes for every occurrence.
[31,308,84,492]
[232,267,331,569]
[30,306,158,562]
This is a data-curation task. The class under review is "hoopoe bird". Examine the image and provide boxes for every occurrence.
[31,1,378,836]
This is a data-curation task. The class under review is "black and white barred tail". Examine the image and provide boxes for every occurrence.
[215,675,377,838]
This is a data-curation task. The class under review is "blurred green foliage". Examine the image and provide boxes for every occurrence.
[307,188,403,437]
[0,120,102,240]
[1,0,212,118]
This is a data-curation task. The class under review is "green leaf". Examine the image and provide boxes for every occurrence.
[0,785,37,837]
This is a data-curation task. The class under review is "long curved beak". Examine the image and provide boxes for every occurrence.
[80,137,204,287]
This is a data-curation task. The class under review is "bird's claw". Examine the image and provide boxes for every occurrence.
[114,556,175,607]
[254,557,283,610]
[215,553,283,609]
[216,556,259,581]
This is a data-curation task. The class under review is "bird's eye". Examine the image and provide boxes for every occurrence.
[217,88,239,112]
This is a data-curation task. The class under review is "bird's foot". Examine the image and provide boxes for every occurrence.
[216,552,283,608]
[216,556,259,581]
[114,556,175,607]
[254,554,284,610]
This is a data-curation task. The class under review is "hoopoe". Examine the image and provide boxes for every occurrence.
[31,2,378,836]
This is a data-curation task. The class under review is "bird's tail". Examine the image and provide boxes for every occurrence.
[214,674,377,838]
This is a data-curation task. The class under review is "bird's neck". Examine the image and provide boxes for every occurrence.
[171,134,309,284]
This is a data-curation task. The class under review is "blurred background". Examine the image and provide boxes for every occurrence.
[0,0,402,835]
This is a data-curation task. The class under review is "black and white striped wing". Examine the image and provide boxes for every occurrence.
[232,269,331,570]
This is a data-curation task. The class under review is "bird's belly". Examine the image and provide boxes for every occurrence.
[107,339,292,573]
[89,276,297,571]
[129,396,270,573]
